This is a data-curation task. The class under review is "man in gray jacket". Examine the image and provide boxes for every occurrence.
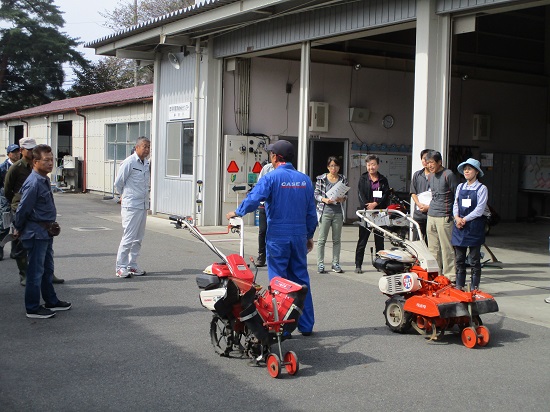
[114,137,151,278]
[425,150,458,279]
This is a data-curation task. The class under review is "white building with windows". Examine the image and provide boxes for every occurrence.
[0,85,153,194]
[84,0,550,226]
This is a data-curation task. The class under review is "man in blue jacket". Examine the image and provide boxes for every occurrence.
[14,145,71,319]
[226,140,317,335]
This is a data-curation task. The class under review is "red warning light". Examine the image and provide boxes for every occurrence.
[227,160,240,173]
[252,162,262,174]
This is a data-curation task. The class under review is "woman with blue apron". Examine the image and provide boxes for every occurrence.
[452,158,488,290]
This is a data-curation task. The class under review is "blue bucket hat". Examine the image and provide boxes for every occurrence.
[6,144,19,153]
[457,158,484,178]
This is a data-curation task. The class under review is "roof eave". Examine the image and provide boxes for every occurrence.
[88,0,288,56]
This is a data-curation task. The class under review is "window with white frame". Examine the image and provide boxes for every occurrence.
[106,121,150,161]
[166,121,194,177]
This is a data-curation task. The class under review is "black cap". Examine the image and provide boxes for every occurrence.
[266,140,294,162]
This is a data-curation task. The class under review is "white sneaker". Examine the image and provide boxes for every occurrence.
[116,268,131,278]
[544,296,550,304]
[128,267,146,276]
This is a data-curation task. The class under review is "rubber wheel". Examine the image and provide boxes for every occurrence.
[476,325,490,347]
[210,315,232,356]
[266,353,281,378]
[284,351,299,375]
[383,297,412,333]
[461,326,477,348]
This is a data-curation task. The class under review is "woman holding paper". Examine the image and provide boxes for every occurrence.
[355,154,390,273]
[314,156,348,273]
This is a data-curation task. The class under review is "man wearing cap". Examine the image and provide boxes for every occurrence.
[452,158,488,290]
[226,140,318,336]
[4,138,64,285]
[0,144,21,260]
[0,144,21,189]
[425,150,459,279]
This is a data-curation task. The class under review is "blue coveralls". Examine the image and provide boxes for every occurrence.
[235,163,318,333]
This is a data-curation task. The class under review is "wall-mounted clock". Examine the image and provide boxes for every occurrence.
[382,114,394,129]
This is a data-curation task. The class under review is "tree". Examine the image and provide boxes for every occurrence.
[100,0,195,30]
[67,57,153,97]
[68,0,195,95]
[0,0,87,115]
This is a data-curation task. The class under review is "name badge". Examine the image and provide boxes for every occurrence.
[462,198,472,208]
[373,190,382,198]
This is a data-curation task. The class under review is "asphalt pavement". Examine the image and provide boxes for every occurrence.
[0,192,549,411]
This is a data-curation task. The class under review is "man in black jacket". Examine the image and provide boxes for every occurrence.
[355,154,390,273]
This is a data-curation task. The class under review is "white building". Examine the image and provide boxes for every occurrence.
[0,85,153,194]
[75,1,550,224]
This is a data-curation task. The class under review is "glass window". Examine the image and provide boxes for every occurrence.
[166,122,181,177]
[165,121,194,177]
[106,121,150,161]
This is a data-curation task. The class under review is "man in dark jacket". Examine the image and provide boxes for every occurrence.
[4,138,64,285]
[355,154,390,273]
[14,144,71,318]
[0,143,20,260]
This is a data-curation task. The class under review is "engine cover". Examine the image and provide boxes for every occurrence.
[199,287,226,311]
[379,272,422,295]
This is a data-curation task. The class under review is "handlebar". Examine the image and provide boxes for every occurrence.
[356,208,422,243]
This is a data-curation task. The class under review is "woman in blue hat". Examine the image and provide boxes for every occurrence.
[452,158,488,290]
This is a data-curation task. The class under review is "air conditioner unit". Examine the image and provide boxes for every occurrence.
[349,107,370,123]
[473,114,490,141]
[309,102,329,132]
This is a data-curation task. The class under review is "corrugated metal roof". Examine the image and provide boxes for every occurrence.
[0,84,154,121]
[85,0,238,48]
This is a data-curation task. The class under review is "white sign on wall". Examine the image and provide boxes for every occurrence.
[168,102,192,121]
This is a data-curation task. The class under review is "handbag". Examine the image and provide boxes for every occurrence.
[39,222,61,237]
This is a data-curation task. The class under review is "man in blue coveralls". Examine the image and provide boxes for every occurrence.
[226,140,317,336]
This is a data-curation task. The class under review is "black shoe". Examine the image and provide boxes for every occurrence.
[26,306,56,319]
[255,255,266,267]
[44,301,72,311]
[52,275,65,284]
[301,331,313,336]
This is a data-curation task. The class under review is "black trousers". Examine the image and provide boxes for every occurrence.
[258,206,267,256]
[355,225,385,268]
[454,245,481,289]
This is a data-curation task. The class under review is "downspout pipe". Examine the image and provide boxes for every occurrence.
[19,118,29,137]
[192,38,201,225]
[74,109,87,193]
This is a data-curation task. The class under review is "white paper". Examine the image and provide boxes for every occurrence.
[325,181,350,201]
[416,191,432,210]
[2,211,12,229]
[373,190,382,198]
[462,198,472,208]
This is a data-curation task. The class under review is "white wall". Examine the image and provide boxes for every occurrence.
[0,104,152,194]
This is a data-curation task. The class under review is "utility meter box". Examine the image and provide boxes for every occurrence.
[309,102,329,132]
[222,135,269,225]
[63,155,76,169]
